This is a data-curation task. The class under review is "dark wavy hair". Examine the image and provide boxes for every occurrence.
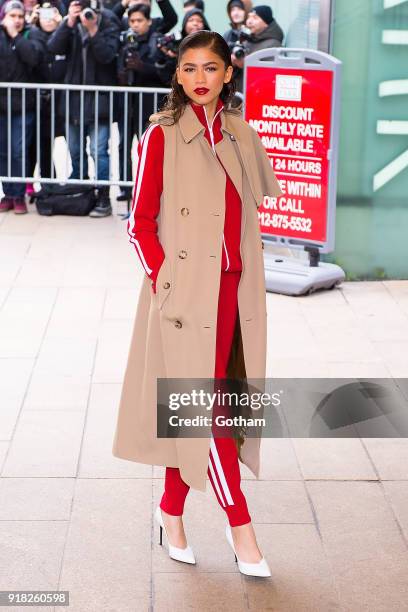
[160,30,239,124]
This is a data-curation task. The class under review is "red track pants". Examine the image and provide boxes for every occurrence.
[159,271,251,527]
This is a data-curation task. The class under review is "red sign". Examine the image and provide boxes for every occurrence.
[245,66,333,243]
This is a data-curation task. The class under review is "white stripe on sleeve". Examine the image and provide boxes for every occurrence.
[127,124,160,276]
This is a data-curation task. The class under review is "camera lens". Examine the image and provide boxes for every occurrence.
[233,46,245,59]
[83,7,94,19]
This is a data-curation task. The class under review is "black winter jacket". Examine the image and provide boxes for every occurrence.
[32,27,67,84]
[47,10,120,123]
[117,25,173,88]
[0,24,45,113]
[223,25,242,47]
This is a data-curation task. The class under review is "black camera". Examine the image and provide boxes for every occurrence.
[230,28,251,59]
[77,0,100,20]
[120,29,140,84]
[157,33,181,55]
[123,29,140,66]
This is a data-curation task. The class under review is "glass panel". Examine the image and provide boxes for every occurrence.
[169,1,325,50]
[329,0,408,278]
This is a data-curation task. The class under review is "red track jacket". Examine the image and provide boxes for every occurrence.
[127,98,243,293]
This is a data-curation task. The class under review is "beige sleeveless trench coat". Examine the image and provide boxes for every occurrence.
[112,103,282,491]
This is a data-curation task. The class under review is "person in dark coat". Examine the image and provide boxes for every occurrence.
[117,3,171,89]
[47,0,121,216]
[223,0,248,105]
[181,7,210,38]
[112,0,177,35]
[27,3,67,182]
[0,0,44,214]
[116,3,173,200]
[232,5,284,92]
[223,0,247,47]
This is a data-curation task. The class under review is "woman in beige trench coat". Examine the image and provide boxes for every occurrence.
[112,30,282,576]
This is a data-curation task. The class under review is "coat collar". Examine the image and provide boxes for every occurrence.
[179,98,236,143]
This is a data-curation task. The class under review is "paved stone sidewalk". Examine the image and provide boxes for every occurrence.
[0,206,407,611]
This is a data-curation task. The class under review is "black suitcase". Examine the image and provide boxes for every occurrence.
[35,184,97,216]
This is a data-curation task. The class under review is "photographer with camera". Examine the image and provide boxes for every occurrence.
[47,0,121,217]
[26,2,66,185]
[112,0,176,35]
[118,3,170,88]
[0,0,45,214]
[231,5,284,93]
[116,2,172,200]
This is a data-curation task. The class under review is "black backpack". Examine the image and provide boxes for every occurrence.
[35,184,97,216]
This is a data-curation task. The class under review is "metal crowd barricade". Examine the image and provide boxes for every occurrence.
[0,82,171,188]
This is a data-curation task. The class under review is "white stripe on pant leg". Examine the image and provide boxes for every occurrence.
[210,436,234,506]
[208,452,226,508]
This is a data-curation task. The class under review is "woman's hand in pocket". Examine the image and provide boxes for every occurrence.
[151,255,165,296]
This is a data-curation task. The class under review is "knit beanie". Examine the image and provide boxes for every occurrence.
[3,0,24,13]
[251,5,273,25]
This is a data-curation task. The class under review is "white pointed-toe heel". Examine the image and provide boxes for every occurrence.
[225,524,271,577]
[155,506,196,564]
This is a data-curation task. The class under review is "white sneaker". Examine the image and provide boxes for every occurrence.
[225,524,271,577]
[154,506,196,564]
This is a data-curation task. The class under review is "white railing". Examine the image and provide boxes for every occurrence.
[0,82,170,188]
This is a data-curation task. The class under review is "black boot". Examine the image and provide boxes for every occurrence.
[117,187,132,202]
[89,186,112,218]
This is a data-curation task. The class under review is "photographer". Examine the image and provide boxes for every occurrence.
[232,5,284,92]
[28,3,66,183]
[47,0,121,217]
[117,2,171,199]
[0,0,44,214]
[118,4,170,88]
[112,0,177,35]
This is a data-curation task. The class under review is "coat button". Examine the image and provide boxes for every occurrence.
[181,207,189,216]
[230,134,236,141]
[174,319,182,329]
[163,281,170,289]
[178,250,187,259]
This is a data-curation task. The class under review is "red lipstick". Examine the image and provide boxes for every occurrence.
[194,88,210,95]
